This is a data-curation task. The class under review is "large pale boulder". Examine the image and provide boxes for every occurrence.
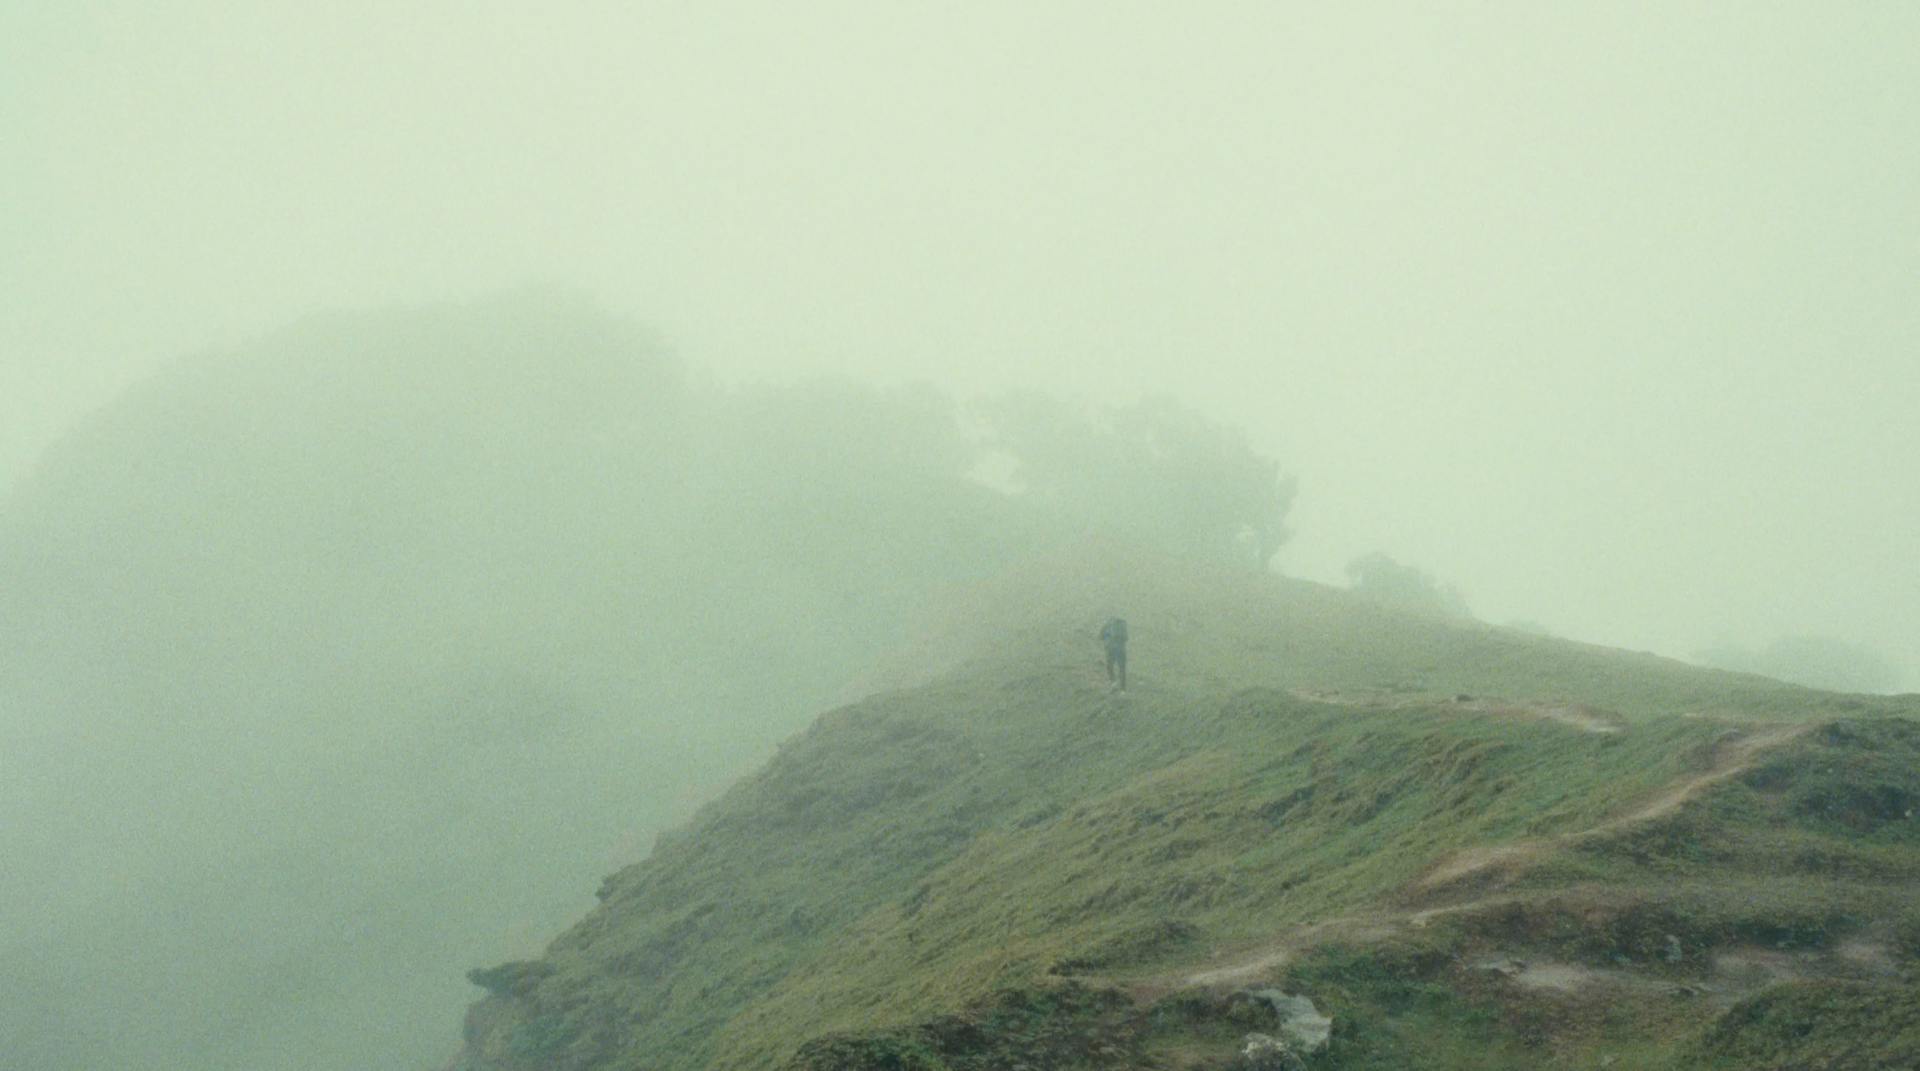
[1243,989,1332,1054]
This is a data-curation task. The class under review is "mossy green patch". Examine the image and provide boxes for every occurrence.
[1688,980,1920,1070]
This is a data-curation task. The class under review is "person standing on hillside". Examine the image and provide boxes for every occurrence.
[1100,616,1129,692]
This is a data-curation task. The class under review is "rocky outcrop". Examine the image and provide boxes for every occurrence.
[1240,1032,1305,1070]
[1238,989,1331,1055]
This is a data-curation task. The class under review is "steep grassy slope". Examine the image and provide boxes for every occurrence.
[449,556,1919,1070]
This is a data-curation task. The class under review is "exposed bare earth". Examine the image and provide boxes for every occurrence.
[1115,720,1817,998]
[1412,721,1812,892]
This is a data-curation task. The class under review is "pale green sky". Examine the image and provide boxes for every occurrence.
[4,1,1916,681]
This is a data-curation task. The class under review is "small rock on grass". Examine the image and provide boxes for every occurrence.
[1241,1032,1305,1070]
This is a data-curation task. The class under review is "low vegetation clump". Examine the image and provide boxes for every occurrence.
[1689,980,1920,1070]
[787,985,1140,1071]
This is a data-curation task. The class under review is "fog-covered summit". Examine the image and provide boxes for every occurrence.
[0,295,1292,1071]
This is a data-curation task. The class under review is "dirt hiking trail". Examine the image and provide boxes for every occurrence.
[1112,720,1813,997]
[1414,720,1811,891]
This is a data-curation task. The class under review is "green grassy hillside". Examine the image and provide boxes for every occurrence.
[448,554,1919,1071]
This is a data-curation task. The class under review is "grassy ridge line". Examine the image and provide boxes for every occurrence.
[450,558,1914,1071]
[865,550,1876,728]
[766,715,1920,1071]
[704,682,1723,1069]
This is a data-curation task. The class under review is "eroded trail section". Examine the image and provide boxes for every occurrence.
[1413,721,1810,893]
[1137,721,1813,996]
[1605,722,1811,826]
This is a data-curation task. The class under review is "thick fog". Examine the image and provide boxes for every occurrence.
[4,5,1917,1070]
[9,3,1916,676]
[0,294,1290,1070]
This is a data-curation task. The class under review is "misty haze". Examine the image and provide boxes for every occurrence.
[4,6,1917,1071]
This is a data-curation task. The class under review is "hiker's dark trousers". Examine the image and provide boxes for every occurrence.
[1105,646,1127,690]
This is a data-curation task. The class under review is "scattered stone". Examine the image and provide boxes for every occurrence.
[1241,1032,1305,1070]
[1243,989,1331,1054]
